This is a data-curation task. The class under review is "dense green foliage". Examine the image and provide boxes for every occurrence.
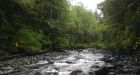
[0,0,98,53]
[0,0,139,54]
[97,0,140,52]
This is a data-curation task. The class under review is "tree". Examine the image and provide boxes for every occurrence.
[98,0,140,51]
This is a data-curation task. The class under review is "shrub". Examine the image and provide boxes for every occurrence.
[14,28,46,53]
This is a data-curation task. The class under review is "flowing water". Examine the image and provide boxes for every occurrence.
[0,48,106,75]
[1,48,140,75]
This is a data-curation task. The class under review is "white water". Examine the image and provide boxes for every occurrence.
[37,49,105,75]
[0,49,105,75]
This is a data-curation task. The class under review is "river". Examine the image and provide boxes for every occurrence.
[0,48,140,75]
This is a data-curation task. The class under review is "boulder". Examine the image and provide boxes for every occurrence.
[69,70,83,75]
[69,70,88,75]
[94,67,108,75]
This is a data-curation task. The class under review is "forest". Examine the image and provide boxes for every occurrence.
[0,0,139,54]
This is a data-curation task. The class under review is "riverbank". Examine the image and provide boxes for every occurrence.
[103,51,140,75]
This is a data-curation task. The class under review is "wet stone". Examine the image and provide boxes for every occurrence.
[88,71,96,75]
[90,65,100,69]
[47,60,54,64]
[123,69,135,73]
[70,70,88,75]
[109,72,115,75]
[136,69,140,75]
[94,67,109,75]
[45,72,58,75]
[1,49,140,75]
[65,61,74,64]
[106,63,115,69]
[28,65,40,69]
[34,71,42,75]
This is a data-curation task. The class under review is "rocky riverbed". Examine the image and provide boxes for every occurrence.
[103,51,140,75]
[0,48,140,75]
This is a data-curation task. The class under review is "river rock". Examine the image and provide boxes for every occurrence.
[106,63,115,70]
[45,72,58,75]
[69,70,88,75]
[94,67,109,75]
[136,68,140,75]
[88,71,96,75]
[34,71,42,75]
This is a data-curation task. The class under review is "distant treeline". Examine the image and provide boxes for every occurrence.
[0,0,139,54]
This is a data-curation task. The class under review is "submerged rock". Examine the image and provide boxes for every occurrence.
[69,70,88,75]
[1,49,140,75]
